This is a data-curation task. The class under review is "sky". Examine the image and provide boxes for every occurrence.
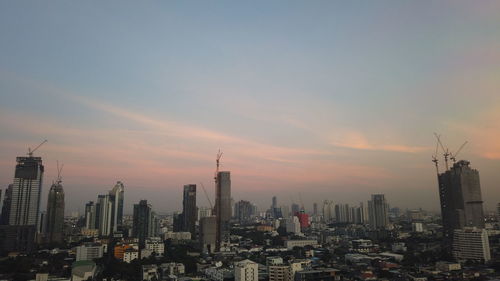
[0,1,499,214]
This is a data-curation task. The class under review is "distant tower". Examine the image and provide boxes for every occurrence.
[97,194,113,236]
[45,179,65,243]
[182,184,197,238]
[9,155,44,226]
[109,181,124,232]
[84,201,97,229]
[133,200,153,248]
[368,194,389,229]
[0,184,13,225]
[438,160,485,241]
[215,171,231,251]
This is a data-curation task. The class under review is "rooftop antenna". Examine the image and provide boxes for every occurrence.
[450,141,468,164]
[28,140,47,157]
[432,134,441,175]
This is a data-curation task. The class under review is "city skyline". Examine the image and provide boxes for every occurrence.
[1,1,500,213]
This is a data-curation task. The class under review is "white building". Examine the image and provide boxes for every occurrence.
[142,264,159,281]
[75,243,104,261]
[145,237,164,256]
[412,222,424,232]
[235,260,258,281]
[452,227,491,262]
[286,217,301,235]
[285,240,318,250]
[164,231,191,241]
[123,248,140,263]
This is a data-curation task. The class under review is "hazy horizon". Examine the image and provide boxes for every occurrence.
[1,1,499,214]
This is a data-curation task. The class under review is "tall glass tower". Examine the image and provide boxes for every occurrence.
[9,156,44,226]
[215,171,231,251]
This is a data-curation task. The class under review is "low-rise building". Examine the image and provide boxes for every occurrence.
[75,243,104,262]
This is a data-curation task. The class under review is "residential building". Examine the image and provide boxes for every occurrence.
[452,227,491,262]
[235,259,259,281]
[368,194,389,229]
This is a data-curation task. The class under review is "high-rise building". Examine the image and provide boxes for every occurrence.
[45,179,65,243]
[313,203,318,216]
[368,194,389,229]
[215,171,231,251]
[109,181,124,232]
[452,227,490,263]
[285,216,301,234]
[182,184,197,238]
[198,207,212,219]
[234,260,259,281]
[97,194,113,236]
[235,200,254,225]
[133,200,153,247]
[322,200,334,223]
[497,203,500,219]
[438,160,485,240]
[84,201,97,230]
[0,184,13,225]
[291,203,300,216]
[8,156,44,226]
[199,216,217,254]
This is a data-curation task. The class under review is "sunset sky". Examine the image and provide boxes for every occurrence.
[1,1,499,214]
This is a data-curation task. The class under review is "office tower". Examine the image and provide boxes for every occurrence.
[291,203,300,216]
[109,181,124,232]
[8,156,44,226]
[97,195,113,236]
[84,201,97,229]
[452,227,491,263]
[313,203,318,216]
[438,160,485,240]
[172,212,183,232]
[271,196,282,218]
[234,260,259,281]
[0,185,13,225]
[281,205,290,219]
[199,216,217,254]
[368,194,389,229]
[182,184,197,238]
[215,171,231,251]
[359,202,368,224]
[235,200,254,225]
[133,200,153,247]
[335,204,350,223]
[45,179,65,243]
[322,200,334,223]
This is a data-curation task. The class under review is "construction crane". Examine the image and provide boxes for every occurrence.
[450,141,468,164]
[432,134,441,175]
[28,140,47,157]
[214,149,223,183]
[434,133,450,170]
[199,182,213,209]
[56,160,64,184]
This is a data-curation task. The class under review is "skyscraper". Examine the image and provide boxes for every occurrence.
[45,179,65,243]
[9,156,44,226]
[0,185,13,225]
[199,216,217,254]
[291,203,300,216]
[438,160,485,240]
[109,181,124,232]
[235,200,254,225]
[97,194,113,236]
[215,171,231,251]
[368,194,389,229]
[133,200,152,248]
[84,201,97,230]
[182,184,197,238]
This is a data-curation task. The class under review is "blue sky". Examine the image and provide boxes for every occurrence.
[1,1,499,213]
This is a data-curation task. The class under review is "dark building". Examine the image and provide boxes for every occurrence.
[133,200,152,247]
[182,184,197,238]
[0,225,36,254]
[9,156,44,226]
[173,212,183,232]
[215,171,231,251]
[235,200,254,225]
[295,268,341,281]
[45,180,65,244]
[0,184,13,225]
[438,160,485,241]
[199,216,216,254]
[291,203,300,216]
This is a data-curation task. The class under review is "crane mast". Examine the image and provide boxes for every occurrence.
[28,140,47,157]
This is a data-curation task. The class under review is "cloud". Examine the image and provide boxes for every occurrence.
[329,131,429,153]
